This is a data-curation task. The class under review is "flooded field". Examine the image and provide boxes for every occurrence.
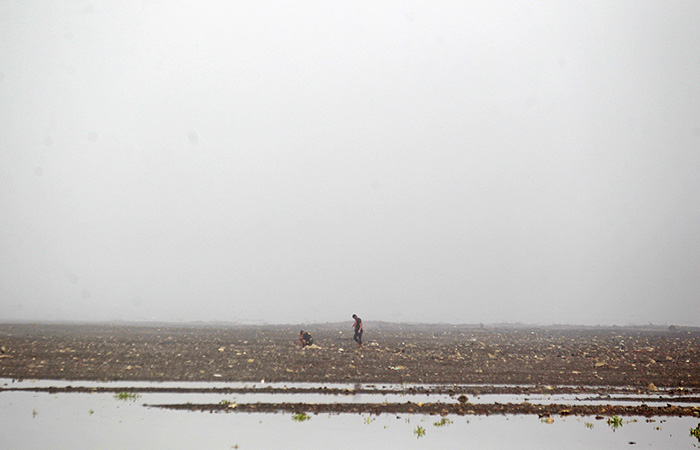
[3,378,700,449]
[2,324,700,447]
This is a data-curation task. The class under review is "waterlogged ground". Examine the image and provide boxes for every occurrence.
[2,379,700,450]
[2,323,700,448]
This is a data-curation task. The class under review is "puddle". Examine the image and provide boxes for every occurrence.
[2,379,700,449]
[2,389,699,450]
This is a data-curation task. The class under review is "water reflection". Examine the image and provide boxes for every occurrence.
[1,382,699,450]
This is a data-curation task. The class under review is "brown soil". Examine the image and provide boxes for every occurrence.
[3,323,700,417]
[1,322,698,388]
[149,400,700,418]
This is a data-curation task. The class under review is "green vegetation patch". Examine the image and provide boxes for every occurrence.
[114,392,141,401]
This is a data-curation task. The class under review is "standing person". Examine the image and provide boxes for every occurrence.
[351,314,363,348]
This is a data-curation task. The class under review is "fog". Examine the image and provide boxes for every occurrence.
[1,1,699,326]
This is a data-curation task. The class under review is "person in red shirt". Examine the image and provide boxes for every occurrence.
[351,314,363,348]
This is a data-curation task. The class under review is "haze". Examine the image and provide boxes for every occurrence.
[1,1,699,326]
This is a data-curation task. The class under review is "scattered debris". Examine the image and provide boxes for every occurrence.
[0,323,698,390]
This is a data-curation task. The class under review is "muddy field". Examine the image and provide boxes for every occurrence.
[3,322,700,419]
[1,322,698,388]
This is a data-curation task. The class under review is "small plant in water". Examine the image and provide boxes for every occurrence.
[114,392,141,401]
[607,415,623,430]
[414,425,426,438]
[584,422,594,429]
[690,422,700,442]
[433,417,453,427]
[363,416,375,425]
[292,412,311,422]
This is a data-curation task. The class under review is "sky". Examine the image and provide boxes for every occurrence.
[1,1,699,326]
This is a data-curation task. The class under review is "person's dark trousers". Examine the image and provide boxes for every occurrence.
[354,330,363,345]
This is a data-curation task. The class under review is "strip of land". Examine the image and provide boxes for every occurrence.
[145,400,700,418]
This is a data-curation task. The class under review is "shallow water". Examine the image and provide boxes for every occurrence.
[2,379,699,450]
[3,378,697,406]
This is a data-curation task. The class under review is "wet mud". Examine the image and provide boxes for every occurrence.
[147,399,700,418]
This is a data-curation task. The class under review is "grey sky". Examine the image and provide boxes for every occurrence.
[1,1,699,325]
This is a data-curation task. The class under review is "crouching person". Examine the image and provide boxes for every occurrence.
[299,330,313,348]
